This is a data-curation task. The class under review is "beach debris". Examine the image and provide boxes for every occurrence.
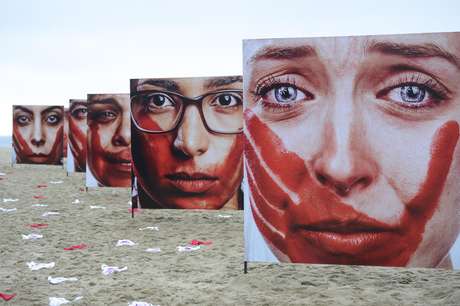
[34,195,46,199]
[0,207,17,212]
[101,264,128,276]
[64,244,87,251]
[22,233,43,240]
[2,198,18,203]
[116,239,136,247]
[32,204,48,207]
[71,199,81,204]
[49,296,82,306]
[0,292,16,301]
[128,302,158,306]
[217,214,232,218]
[139,226,159,231]
[90,205,106,209]
[29,223,48,228]
[190,239,212,246]
[49,180,63,184]
[37,184,48,188]
[48,276,78,285]
[176,245,201,252]
[42,212,60,217]
[145,248,161,253]
[129,208,141,214]
[0,172,6,176]
[27,261,55,271]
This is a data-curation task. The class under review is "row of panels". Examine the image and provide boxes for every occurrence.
[10,31,460,269]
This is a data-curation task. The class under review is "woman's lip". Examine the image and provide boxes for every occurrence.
[165,172,218,193]
[294,222,396,256]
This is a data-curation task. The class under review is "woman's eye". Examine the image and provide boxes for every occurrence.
[17,115,31,125]
[72,107,87,120]
[212,93,242,107]
[387,84,428,104]
[145,94,175,110]
[46,114,61,125]
[94,110,117,123]
[261,84,313,104]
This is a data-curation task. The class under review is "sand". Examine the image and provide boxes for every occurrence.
[1,147,460,305]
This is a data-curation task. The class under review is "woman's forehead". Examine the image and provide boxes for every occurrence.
[244,32,460,64]
[14,105,63,114]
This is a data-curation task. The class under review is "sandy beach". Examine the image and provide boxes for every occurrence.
[1,147,460,305]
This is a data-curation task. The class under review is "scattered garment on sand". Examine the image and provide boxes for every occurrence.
[49,296,82,306]
[0,292,16,301]
[0,172,6,176]
[48,276,78,285]
[176,245,201,252]
[42,212,60,217]
[116,239,136,247]
[145,247,161,253]
[2,198,18,203]
[32,204,48,207]
[217,214,232,218]
[37,184,48,188]
[22,233,43,240]
[101,264,128,276]
[34,195,46,199]
[71,199,81,204]
[190,239,212,246]
[139,226,159,231]
[27,261,55,271]
[49,180,63,184]
[128,302,158,306]
[90,205,106,209]
[64,244,87,251]
[29,223,48,228]
[0,207,17,212]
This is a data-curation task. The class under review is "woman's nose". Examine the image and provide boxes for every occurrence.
[173,105,209,157]
[112,113,131,146]
[311,101,377,197]
[31,120,45,146]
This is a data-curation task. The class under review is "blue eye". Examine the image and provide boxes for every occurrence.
[399,85,425,103]
[274,86,298,103]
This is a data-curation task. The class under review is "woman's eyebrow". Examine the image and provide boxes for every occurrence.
[88,98,122,110]
[367,41,460,70]
[204,76,242,89]
[41,106,63,114]
[69,101,87,112]
[136,79,180,92]
[13,106,33,114]
[249,45,317,63]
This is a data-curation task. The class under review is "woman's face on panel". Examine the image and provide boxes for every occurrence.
[13,105,64,164]
[244,33,460,267]
[131,77,244,209]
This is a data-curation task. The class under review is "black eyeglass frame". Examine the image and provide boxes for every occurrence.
[130,89,243,135]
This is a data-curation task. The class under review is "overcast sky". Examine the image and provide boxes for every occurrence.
[1,0,459,135]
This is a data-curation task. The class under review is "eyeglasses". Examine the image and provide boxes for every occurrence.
[131,89,243,134]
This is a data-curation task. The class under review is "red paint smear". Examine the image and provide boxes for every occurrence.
[33,195,46,199]
[69,116,87,171]
[88,123,131,187]
[190,239,212,246]
[0,292,16,301]
[13,126,63,165]
[64,243,88,251]
[132,117,243,209]
[245,109,459,266]
[28,223,48,228]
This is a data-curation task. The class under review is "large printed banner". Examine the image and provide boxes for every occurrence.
[86,94,131,187]
[130,76,244,209]
[12,105,64,165]
[67,99,87,173]
[243,32,460,269]
[63,107,69,158]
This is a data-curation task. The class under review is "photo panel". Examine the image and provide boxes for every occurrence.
[12,105,64,165]
[243,32,460,269]
[130,76,244,209]
[67,99,87,173]
[86,94,131,187]
[63,107,69,158]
